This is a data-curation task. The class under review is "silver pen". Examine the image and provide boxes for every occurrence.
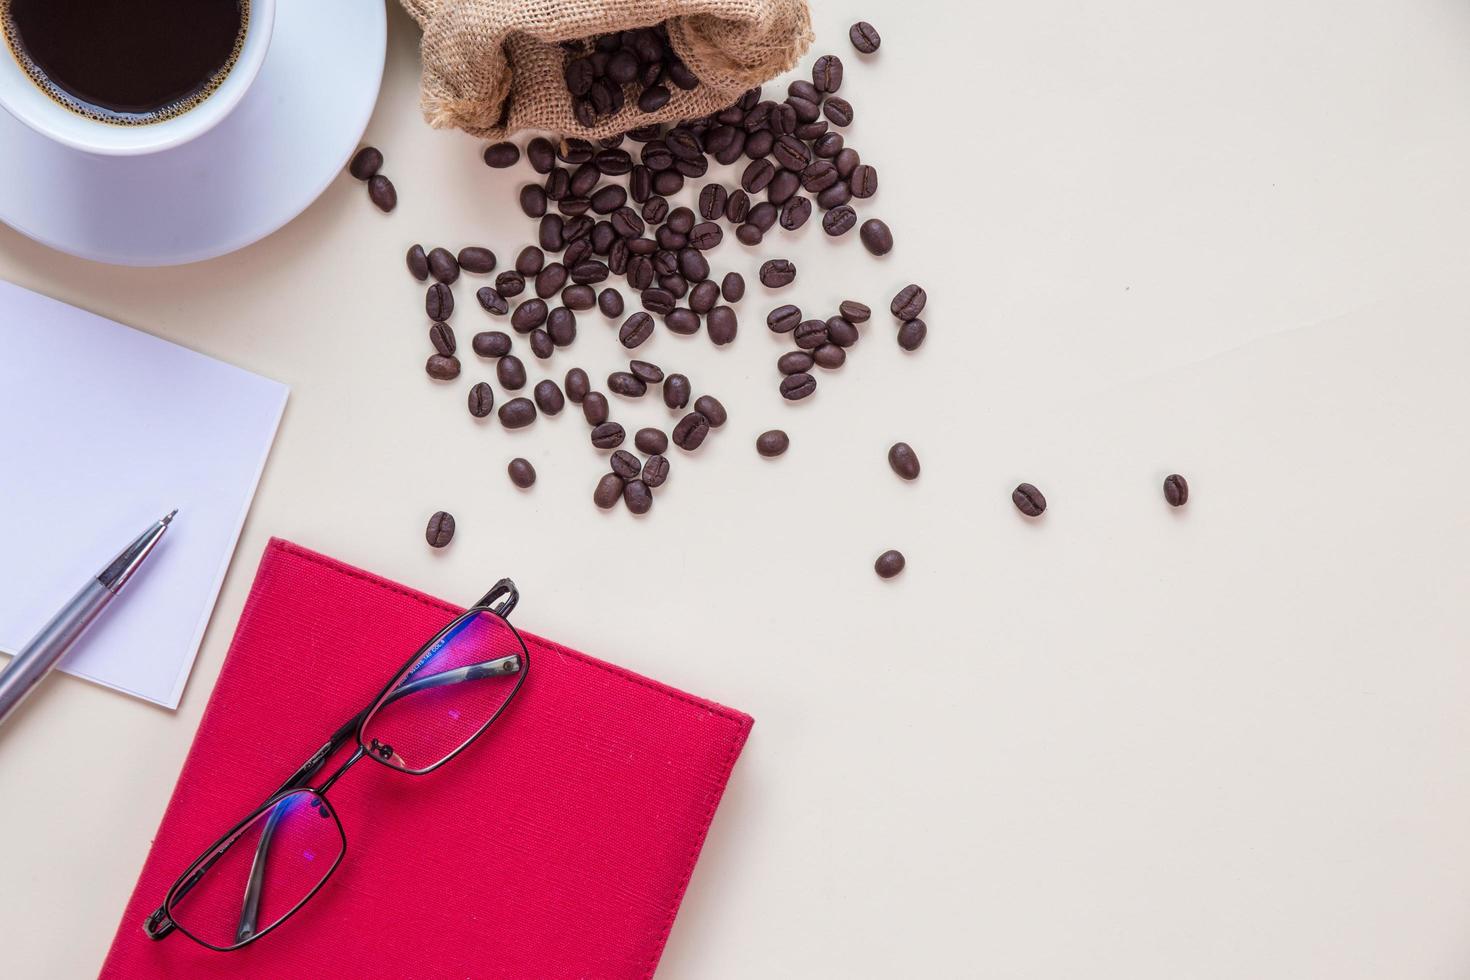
[0,510,176,728]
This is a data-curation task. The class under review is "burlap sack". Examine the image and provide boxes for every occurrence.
[399,0,814,140]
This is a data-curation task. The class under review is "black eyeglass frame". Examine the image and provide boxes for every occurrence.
[143,579,528,952]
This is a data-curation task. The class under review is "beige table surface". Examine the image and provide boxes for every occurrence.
[5,1,1470,977]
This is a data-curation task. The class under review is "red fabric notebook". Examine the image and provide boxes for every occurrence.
[101,539,751,979]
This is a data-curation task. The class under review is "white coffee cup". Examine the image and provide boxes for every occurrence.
[0,0,275,156]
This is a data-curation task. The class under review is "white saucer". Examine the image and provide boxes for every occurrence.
[0,0,386,266]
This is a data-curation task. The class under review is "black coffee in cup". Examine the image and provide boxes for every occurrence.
[1,0,248,125]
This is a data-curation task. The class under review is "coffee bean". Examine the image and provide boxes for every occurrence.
[849,21,881,53]
[860,219,893,255]
[623,479,653,515]
[721,272,745,303]
[426,282,453,321]
[665,308,701,335]
[608,371,648,397]
[520,184,547,218]
[472,330,512,358]
[427,247,459,284]
[426,354,460,381]
[562,284,596,311]
[529,329,554,359]
[742,158,776,193]
[1164,474,1190,507]
[406,244,429,281]
[817,181,852,210]
[598,288,625,317]
[591,185,627,215]
[707,306,738,345]
[499,397,537,429]
[689,280,720,315]
[826,316,859,347]
[583,391,610,425]
[823,97,854,127]
[822,205,857,236]
[468,382,495,418]
[838,300,871,324]
[619,311,655,348]
[595,147,632,175]
[349,146,382,180]
[694,395,727,427]
[897,318,927,351]
[812,54,844,93]
[1012,483,1047,517]
[890,285,927,321]
[725,189,750,223]
[874,549,905,579]
[483,141,519,168]
[635,427,669,454]
[688,222,723,250]
[539,215,565,251]
[673,411,711,450]
[760,259,797,288]
[849,164,878,199]
[767,304,802,333]
[425,511,455,548]
[429,322,456,356]
[699,183,728,221]
[834,146,861,179]
[497,354,526,390]
[795,319,829,350]
[642,455,670,488]
[780,372,817,400]
[470,287,506,316]
[601,450,637,481]
[773,134,811,172]
[368,175,397,212]
[813,344,845,369]
[458,246,496,274]
[511,298,548,333]
[497,271,526,297]
[507,457,536,488]
[780,196,813,230]
[547,307,577,346]
[663,373,691,409]
[591,422,626,449]
[801,159,839,193]
[630,359,664,384]
[768,169,800,206]
[756,429,790,457]
[534,379,565,415]
[778,350,814,374]
[815,132,845,159]
[735,223,764,246]
[564,367,590,403]
[516,245,544,276]
[642,287,676,315]
[887,442,921,480]
[527,137,555,173]
[593,472,624,509]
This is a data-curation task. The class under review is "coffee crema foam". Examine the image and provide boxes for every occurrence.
[0,0,249,126]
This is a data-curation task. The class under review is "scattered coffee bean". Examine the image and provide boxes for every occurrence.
[1164,474,1190,507]
[702,305,734,345]
[630,360,664,383]
[891,285,926,320]
[565,367,590,403]
[623,479,653,515]
[458,247,497,274]
[534,379,565,415]
[888,442,920,480]
[472,330,512,358]
[482,140,520,167]
[663,373,691,409]
[812,54,844,93]
[599,288,625,317]
[642,455,670,488]
[406,244,429,281]
[619,311,655,348]
[520,184,547,218]
[767,305,802,333]
[859,218,893,255]
[474,287,508,316]
[813,344,845,369]
[583,391,610,425]
[468,382,495,418]
[368,175,397,212]
[425,511,455,548]
[849,21,881,53]
[874,549,905,579]
[822,205,857,236]
[507,457,536,487]
[694,395,727,427]
[428,247,459,284]
[591,421,626,449]
[780,372,817,400]
[778,350,814,374]
[794,319,829,350]
[849,164,878,198]
[426,354,461,381]
[756,429,790,457]
[499,397,537,428]
[635,427,669,454]
[839,300,871,324]
[823,96,853,127]
[721,272,745,303]
[673,411,711,450]
[426,283,453,321]
[529,328,554,359]
[608,371,648,397]
[699,183,728,220]
[611,449,642,479]
[349,146,383,180]
[1012,483,1046,517]
[594,472,625,509]
[497,355,527,390]
[497,271,526,297]
[897,318,927,351]
[429,322,456,356]
[759,259,797,288]
[665,308,700,334]
[780,196,813,230]
[511,299,548,333]
[689,280,720,315]
[826,316,859,347]
[547,306,577,346]
[562,284,596,310]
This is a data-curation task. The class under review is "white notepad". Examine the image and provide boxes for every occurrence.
[0,280,287,708]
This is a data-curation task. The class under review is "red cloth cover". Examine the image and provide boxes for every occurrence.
[101,539,752,978]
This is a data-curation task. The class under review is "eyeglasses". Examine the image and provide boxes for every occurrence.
[143,579,529,952]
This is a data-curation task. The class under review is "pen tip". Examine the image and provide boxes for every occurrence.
[162,509,178,526]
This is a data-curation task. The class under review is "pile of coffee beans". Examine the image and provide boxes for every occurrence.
[560,25,700,125]
[349,145,397,213]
